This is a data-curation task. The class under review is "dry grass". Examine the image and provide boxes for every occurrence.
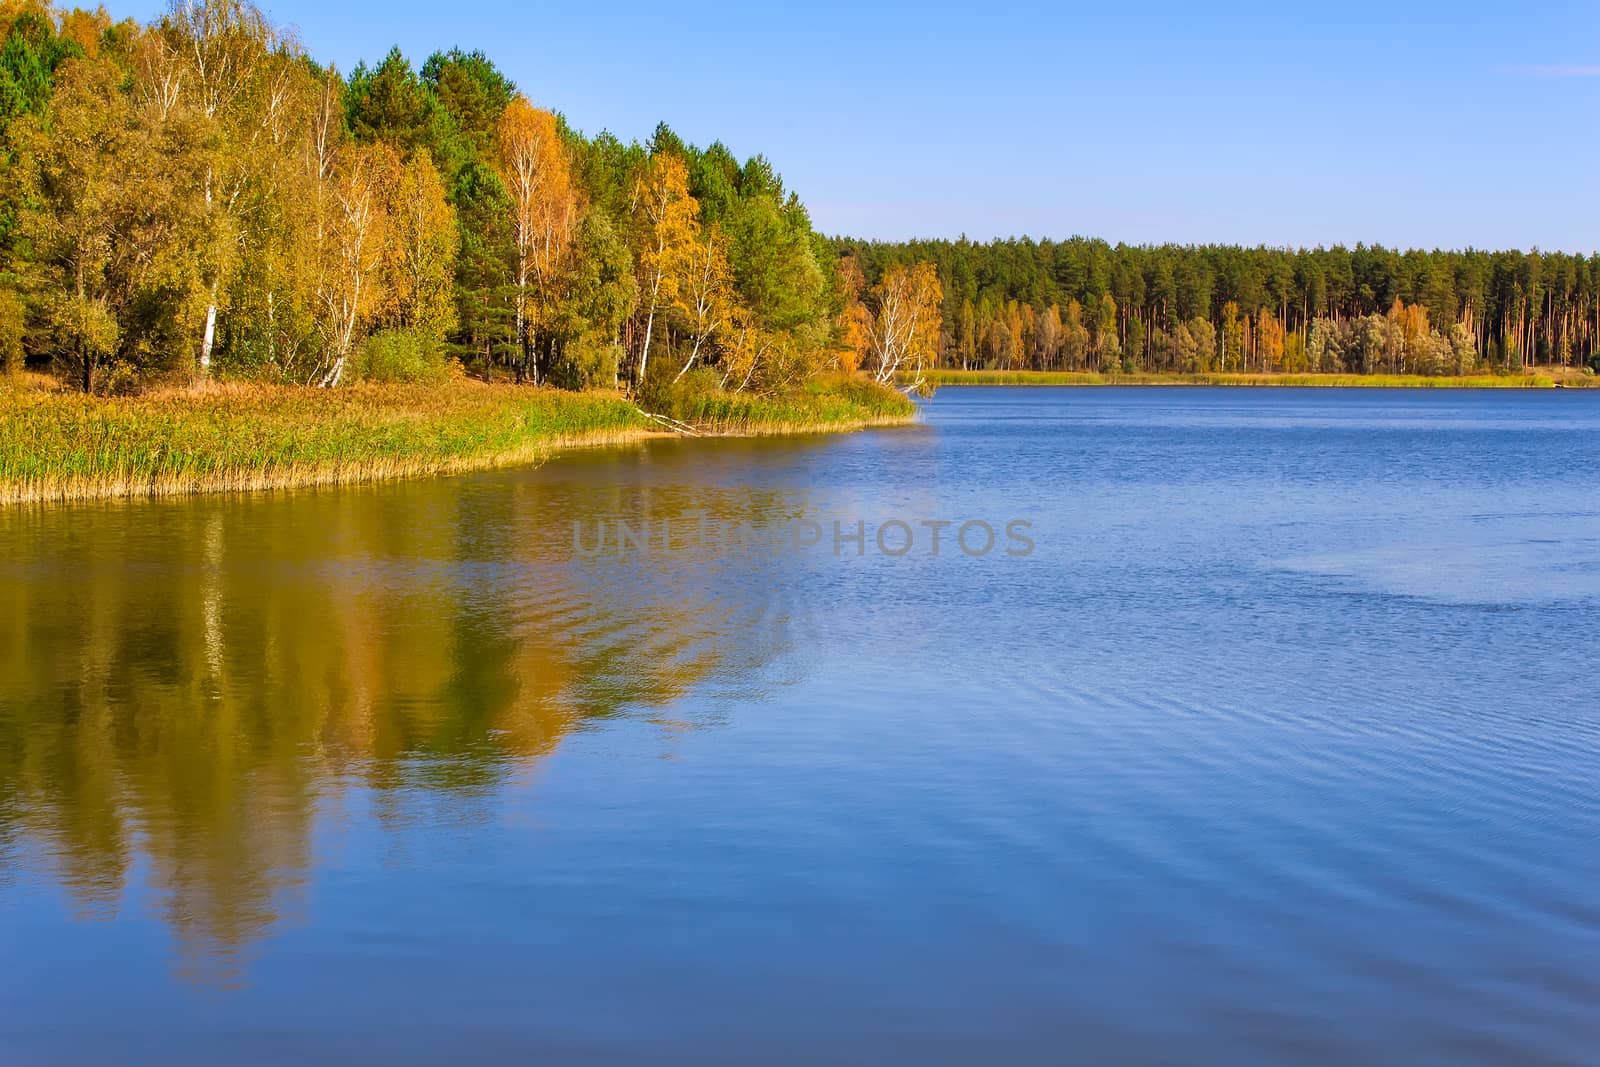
[1,377,917,505]
[1543,366,1600,388]
[654,375,918,435]
[0,380,652,504]
[914,369,1560,389]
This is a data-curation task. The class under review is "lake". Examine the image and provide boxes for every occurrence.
[2,387,1597,1064]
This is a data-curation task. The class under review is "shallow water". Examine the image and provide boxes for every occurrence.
[2,386,1597,1064]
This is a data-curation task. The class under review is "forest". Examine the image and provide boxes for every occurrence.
[2,1,1589,401]
[0,1,935,399]
[837,237,1600,378]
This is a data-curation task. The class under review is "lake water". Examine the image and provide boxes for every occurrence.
[2,387,1598,1064]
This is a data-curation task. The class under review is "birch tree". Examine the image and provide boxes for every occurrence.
[629,152,697,387]
[495,96,573,383]
[314,144,393,387]
[719,307,774,392]
[867,262,942,389]
[674,225,732,382]
[157,0,285,376]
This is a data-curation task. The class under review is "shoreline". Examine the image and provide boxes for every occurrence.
[0,379,916,506]
[912,370,1590,389]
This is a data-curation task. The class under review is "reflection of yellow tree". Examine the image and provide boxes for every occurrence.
[0,449,823,983]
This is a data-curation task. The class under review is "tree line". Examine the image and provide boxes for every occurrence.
[12,2,1583,395]
[0,0,917,396]
[836,236,1600,376]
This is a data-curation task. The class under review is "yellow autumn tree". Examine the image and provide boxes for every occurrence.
[154,0,285,376]
[867,262,942,389]
[719,306,772,392]
[1257,307,1285,372]
[629,152,699,387]
[383,149,457,339]
[1006,300,1025,370]
[496,97,574,382]
[674,224,733,382]
[57,6,108,57]
[1036,304,1064,368]
[1221,301,1243,372]
[833,254,873,374]
[314,143,396,386]
[1390,298,1430,346]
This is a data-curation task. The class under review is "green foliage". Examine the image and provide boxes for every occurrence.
[723,193,826,332]
[345,47,434,155]
[0,12,81,134]
[13,49,210,391]
[354,328,453,384]
[543,213,634,389]
[545,335,621,391]
[6,2,1597,399]
[449,160,515,365]
[568,130,646,222]
[637,362,718,413]
[689,141,741,224]
[218,219,325,385]
[648,121,686,159]
[0,11,83,247]
[422,48,515,164]
[46,293,119,392]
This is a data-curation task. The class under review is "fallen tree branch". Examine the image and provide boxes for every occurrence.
[635,408,705,436]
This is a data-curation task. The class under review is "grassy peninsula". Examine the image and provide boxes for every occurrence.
[0,376,915,506]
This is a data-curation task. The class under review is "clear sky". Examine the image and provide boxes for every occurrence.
[125,0,1600,251]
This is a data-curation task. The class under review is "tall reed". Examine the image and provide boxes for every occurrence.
[2,378,917,505]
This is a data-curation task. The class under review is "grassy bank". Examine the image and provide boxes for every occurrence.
[0,377,916,505]
[912,369,1565,389]
[653,374,917,434]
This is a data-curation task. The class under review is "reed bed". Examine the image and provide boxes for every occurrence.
[0,378,918,505]
[654,375,918,435]
[913,369,1559,388]
[0,381,647,504]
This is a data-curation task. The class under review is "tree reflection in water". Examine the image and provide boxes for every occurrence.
[0,437,839,985]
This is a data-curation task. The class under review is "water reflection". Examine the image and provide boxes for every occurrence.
[0,438,839,984]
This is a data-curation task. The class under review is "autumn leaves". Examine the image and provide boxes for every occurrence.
[497,99,571,384]
[861,263,942,390]
[0,1,944,399]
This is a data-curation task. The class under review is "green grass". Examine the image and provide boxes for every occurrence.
[1,376,916,504]
[913,369,1559,389]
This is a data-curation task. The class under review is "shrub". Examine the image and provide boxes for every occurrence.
[353,328,452,384]
[638,362,720,413]
[99,360,140,397]
[546,335,621,391]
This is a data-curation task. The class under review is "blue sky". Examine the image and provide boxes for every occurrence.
[126,1,1600,250]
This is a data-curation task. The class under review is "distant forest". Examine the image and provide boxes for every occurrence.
[836,238,1600,376]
